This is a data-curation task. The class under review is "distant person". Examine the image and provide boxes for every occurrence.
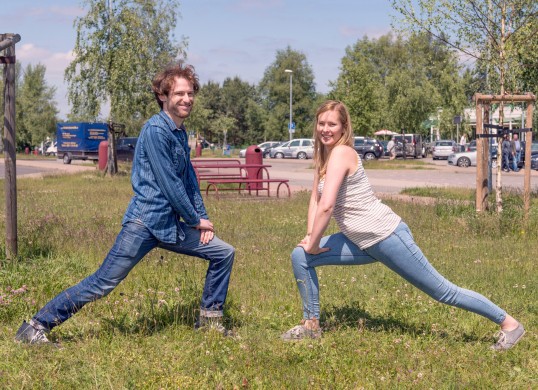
[387,136,396,160]
[15,62,235,344]
[502,134,512,172]
[281,100,525,351]
[511,133,521,172]
[460,134,467,152]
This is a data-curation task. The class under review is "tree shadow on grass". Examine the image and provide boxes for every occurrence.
[320,301,482,342]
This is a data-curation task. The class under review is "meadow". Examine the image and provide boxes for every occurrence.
[0,167,536,389]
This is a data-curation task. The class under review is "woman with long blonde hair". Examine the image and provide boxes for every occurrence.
[281,100,525,351]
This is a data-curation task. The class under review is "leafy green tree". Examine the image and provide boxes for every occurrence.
[16,63,58,150]
[65,0,186,134]
[391,0,538,96]
[258,46,319,140]
[188,81,222,144]
[220,77,258,146]
[330,32,467,139]
[392,0,538,211]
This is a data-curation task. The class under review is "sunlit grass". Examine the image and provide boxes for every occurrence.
[363,158,435,169]
[0,171,535,388]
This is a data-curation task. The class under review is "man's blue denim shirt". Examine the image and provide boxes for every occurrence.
[122,111,208,243]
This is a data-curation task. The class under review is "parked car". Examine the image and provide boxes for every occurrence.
[269,138,314,159]
[448,145,498,168]
[466,140,477,152]
[238,141,281,158]
[116,137,138,162]
[529,143,538,169]
[353,137,384,160]
[379,140,390,157]
[393,133,425,158]
[262,141,284,158]
[432,140,458,160]
[45,141,57,156]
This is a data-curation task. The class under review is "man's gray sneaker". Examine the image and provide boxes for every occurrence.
[492,323,525,351]
[15,320,50,344]
[281,324,322,341]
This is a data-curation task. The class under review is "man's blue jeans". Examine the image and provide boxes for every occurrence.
[502,153,510,170]
[291,222,506,324]
[34,221,235,330]
[512,151,521,171]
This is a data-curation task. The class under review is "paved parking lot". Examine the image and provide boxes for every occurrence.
[265,157,538,195]
[4,156,537,196]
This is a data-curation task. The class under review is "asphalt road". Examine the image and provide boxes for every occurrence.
[0,158,95,179]
[3,156,537,196]
[263,157,538,195]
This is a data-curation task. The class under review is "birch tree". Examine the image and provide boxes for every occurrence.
[392,0,538,210]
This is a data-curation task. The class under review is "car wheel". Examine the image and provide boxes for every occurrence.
[297,152,307,159]
[432,156,437,160]
[275,152,284,159]
[62,153,72,165]
[457,157,471,167]
[363,152,375,161]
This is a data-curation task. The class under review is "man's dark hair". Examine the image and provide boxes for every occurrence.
[152,61,200,109]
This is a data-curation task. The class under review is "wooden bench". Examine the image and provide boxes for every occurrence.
[205,178,290,198]
[193,163,271,189]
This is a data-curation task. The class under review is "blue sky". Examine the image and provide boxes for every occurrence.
[1,0,395,118]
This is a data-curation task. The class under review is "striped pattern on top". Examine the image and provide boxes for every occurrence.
[318,156,401,249]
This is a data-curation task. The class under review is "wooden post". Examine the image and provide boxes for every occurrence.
[523,99,534,215]
[2,33,20,259]
[475,99,489,211]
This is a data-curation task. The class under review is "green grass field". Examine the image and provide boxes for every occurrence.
[0,170,536,389]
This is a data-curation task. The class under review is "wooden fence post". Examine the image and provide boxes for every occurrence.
[1,33,21,259]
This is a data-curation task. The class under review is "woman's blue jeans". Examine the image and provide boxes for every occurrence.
[34,221,235,330]
[291,222,506,324]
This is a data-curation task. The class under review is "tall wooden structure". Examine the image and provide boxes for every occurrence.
[1,33,21,259]
[474,93,536,214]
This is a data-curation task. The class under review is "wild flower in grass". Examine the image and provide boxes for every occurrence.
[351,277,357,283]
[11,285,28,294]
[157,299,167,307]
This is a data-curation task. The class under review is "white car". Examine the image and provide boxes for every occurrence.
[448,150,477,167]
[432,140,458,160]
[269,138,315,159]
[238,141,281,158]
[448,146,498,168]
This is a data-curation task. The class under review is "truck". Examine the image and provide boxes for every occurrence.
[57,122,108,164]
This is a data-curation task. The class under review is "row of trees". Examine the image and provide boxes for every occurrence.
[0,63,58,151]
[2,0,537,150]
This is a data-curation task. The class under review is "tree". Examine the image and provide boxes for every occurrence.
[65,0,186,133]
[330,33,467,138]
[187,81,222,144]
[258,47,320,141]
[16,63,58,150]
[220,77,258,146]
[392,0,538,211]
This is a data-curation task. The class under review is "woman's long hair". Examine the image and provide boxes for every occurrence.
[312,100,354,178]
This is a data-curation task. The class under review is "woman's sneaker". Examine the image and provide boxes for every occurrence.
[492,323,525,350]
[14,320,50,344]
[281,321,322,341]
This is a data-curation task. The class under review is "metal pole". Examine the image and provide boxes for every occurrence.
[285,69,293,141]
[289,73,293,141]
